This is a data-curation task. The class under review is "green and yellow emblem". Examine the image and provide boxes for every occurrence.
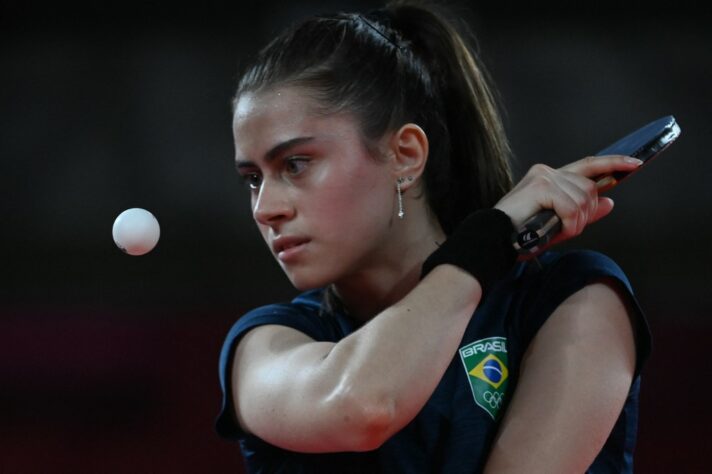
[459,336,509,419]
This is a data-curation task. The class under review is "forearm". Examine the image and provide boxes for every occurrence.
[235,210,514,452]
[319,264,482,443]
[314,210,515,444]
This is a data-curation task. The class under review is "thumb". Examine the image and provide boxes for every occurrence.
[590,197,615,224]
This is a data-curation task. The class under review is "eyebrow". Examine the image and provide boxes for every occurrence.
[235,136,316,169]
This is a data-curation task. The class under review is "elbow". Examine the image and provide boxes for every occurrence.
[329,385,398,452]
[345,396,397,451]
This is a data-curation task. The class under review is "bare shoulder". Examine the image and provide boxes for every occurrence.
[546,278,638,340]
[484,281,637,473]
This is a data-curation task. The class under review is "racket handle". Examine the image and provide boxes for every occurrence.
[511,175,620,255]
[511,209,561,255]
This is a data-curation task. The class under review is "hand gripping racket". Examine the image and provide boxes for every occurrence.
[512,115,681,256]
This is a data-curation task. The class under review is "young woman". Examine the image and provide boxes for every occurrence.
[216,2,650,472]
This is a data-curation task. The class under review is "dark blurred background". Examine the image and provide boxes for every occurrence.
[1,0,710,472]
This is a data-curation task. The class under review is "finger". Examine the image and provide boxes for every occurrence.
[547,197,614,249]
[589,197,615,224]
[554,172,599,235]
[559,154,643,179]
[542,181,588,239]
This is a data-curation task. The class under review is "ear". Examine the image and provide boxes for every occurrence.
[387,123,429,191]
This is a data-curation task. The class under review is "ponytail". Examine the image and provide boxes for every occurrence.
[235,0,513,234]
[385,1,513,233]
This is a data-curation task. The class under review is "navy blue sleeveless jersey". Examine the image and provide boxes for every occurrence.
[216,250,651,473]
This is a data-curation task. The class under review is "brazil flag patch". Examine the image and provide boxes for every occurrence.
[459,336,509,420]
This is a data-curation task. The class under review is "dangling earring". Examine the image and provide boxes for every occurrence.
[396,176,414,220]
[396,178,405,219]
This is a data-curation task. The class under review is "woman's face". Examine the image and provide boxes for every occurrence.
[232,86,398,290]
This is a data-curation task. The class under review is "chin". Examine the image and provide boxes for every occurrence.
[289,279,327,292]
[283,267,336,292]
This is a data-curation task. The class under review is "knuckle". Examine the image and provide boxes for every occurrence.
[568,215,582,236]
[561,220,577,238]
[582,178,597,194]
[559,200,577,219]
[579,209,588,227]
[531,173,553,190]
[529,163,553,176]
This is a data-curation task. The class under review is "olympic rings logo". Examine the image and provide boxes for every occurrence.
[483,391,503,409]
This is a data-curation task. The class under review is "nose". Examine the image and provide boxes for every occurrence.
[252,179,295,226]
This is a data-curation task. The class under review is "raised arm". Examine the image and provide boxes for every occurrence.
[495,154,644,245]
[229,155,643,454]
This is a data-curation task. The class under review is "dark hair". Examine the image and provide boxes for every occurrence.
[234,0,513,235]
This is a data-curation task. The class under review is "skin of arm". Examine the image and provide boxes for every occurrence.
[231,264,481,453]
[229,154,643,456]
[484,279,637,473]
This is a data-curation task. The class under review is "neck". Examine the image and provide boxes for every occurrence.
[333,204,446,322]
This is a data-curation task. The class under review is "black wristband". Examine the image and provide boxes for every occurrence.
[421,208,517,293]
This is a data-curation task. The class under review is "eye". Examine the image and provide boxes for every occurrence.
[285,157,310,176]
[239,171,263,190]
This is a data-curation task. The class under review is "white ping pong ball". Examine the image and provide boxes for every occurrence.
[112,208,160,256]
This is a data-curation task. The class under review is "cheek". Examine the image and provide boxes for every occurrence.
[306,162,393,237]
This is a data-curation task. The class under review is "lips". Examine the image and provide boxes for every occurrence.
[272,236,310,256]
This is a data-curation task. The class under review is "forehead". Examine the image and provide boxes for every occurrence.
[232,86,359,156]
[233,86,318,126]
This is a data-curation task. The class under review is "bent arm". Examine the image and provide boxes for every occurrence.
[484,280,637,473]
[229,155,642,455]
[232,264,481,453]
